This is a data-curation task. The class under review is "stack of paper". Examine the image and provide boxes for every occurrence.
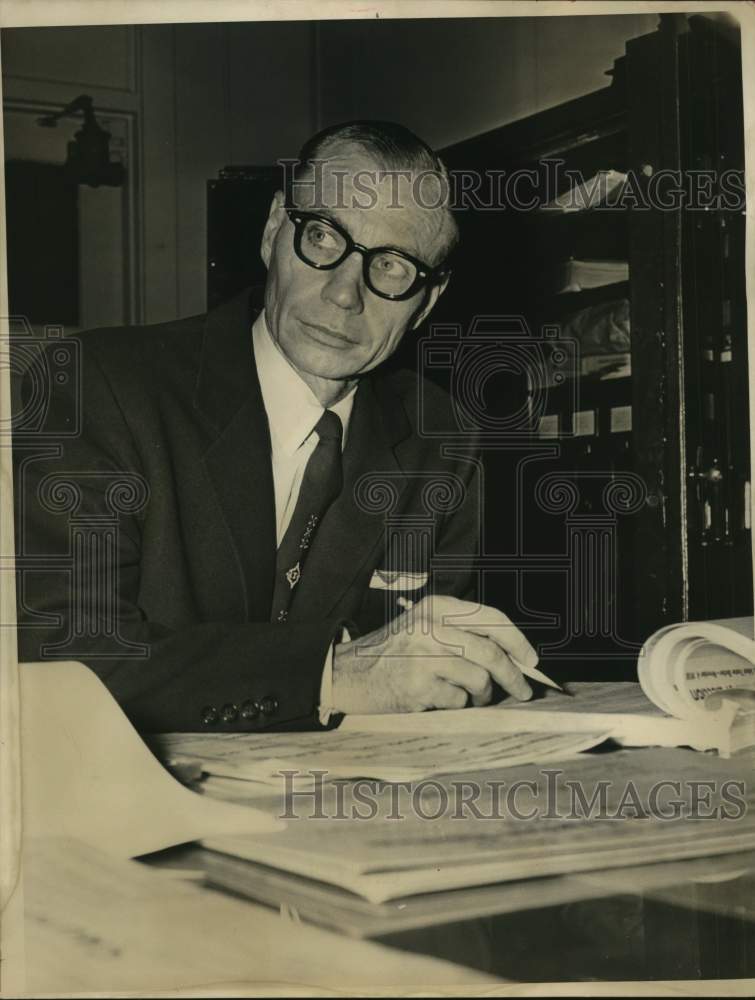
[202,747,755,903]
[156,726,610,787]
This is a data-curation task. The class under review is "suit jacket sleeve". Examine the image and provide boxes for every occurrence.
[14,345,340,734]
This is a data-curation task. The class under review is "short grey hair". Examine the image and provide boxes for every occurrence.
[288,119,459,267]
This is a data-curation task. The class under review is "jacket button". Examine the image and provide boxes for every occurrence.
[221,703,239,723]
[258,695,278,716]
[201,705,219,725]
[240,699,259,720]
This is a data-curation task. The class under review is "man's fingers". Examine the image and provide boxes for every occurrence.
[434,658,493,705]
[444,627,532,702]
[470,685,494,708]
[430,680,470,710]
[429,596,538,671]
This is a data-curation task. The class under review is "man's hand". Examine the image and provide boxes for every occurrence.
[331,595,536,715]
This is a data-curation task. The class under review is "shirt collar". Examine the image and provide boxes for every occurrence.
[252,310,357,455]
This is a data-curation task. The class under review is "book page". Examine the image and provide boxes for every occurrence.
[681,641,755,706]
[497,681,658,714]
[639,617,755,717]
[339,682,658,731]
[154,727,609,784]
[338,682,733,752]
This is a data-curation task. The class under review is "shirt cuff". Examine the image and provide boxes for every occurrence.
[318,627,351,725]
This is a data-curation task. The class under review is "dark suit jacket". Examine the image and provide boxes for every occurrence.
[14,290,480,732]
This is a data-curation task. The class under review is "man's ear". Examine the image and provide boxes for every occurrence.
[410,273,451,331]
[260,191,287,269]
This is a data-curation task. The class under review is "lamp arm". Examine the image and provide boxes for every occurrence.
[38,95,95,128]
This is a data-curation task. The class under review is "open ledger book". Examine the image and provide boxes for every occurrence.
[157,618,755,905]
[342,616,755,758]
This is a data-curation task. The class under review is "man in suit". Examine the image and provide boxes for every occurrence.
[15,120,537,732]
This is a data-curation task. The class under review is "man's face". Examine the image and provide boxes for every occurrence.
[260,150,450,384]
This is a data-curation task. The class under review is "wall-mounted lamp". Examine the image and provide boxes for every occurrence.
[38,95,125,188]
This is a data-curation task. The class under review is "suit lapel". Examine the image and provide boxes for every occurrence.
[194,291,277,621]
[288,374,411,622]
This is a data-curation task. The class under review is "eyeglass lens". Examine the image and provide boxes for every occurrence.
[299,217,418,297]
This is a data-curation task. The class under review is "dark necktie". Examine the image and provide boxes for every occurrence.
[271,409,344,622]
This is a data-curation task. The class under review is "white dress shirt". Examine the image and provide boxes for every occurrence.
[252,311,356,721]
